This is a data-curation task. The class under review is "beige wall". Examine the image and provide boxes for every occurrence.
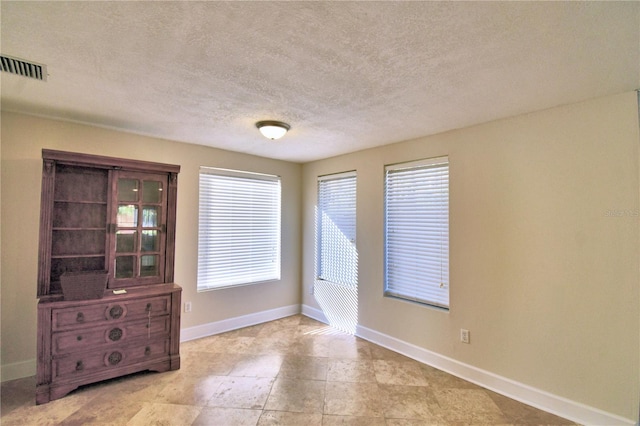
[0,112,302,376]
[302,92,640,420]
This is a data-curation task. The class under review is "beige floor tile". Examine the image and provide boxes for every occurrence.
[296,323,344,337]
[257,325,299,341]
[385,419,449,426]
[264,377,325,413]
[322,414,387,425]
[126,402,201,425]
[289,335,332,357]
[328,337,372,359]
[326,359,376,383]
[434,388,510,424]
[207,376,274,409]
[155,374,224,406]
[369,345,413,362]
[57,394,146,425]
[257,319,301,337]
[257,410,323,425]
[178,350,243,377]
[205,335,255,354]
[379,383,441,421]
[372,359,429,386]
[278,355,328,380]
[192,407,262,426]
[0,391,96,426]
[229,354,284,377]
[249,336,294,355]
[324,381,383,417]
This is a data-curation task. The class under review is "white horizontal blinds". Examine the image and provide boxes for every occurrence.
[317,171,357,288]
[197,168,281,290]
[384,157,449,308]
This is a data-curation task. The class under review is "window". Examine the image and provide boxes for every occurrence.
[197,167,281,290]
[316,171,357,287]
[315,171,358,334]
[384,157,449,309]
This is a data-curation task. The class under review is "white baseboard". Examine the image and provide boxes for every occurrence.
[300,304,634,426]
[1,359,36,383]
[181,304,301,342]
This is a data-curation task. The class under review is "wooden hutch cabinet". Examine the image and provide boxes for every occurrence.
[36,150,181,404]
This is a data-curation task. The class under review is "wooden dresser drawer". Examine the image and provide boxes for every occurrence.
[52,295,171,331]
[52,316,170,356]
[37,283,181,404]
[52,338,170,380]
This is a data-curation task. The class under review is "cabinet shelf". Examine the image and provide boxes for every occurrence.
[52,228,106,231]
[54,200,107,205]
[51,254,106,259]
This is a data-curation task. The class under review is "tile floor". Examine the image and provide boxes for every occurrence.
[1,315,577,425]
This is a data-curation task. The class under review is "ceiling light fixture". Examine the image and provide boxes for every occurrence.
[256,120,290,140]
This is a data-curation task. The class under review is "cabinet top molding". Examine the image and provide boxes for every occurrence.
[42,149,181,174]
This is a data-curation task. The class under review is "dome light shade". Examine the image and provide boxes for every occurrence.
[256,120,290,140]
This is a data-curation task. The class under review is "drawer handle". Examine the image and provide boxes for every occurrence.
[109,305,124,319]
[145,303,152,312]
[108,328,123,342]
[75,360,84,371]
[145,346,151,356]
[76,335,83,341]
[76,312,84,323]
[108,351,123,366]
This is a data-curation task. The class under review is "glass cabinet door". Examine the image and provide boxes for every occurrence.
[111,172,168,287]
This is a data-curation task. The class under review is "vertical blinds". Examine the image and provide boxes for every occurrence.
[197,168,281,290]
[384,157,449,308]
[317,172,357,288]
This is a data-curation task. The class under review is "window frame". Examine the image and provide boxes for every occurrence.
[316,170,358,288]
[197,167,281,291]
[383,156,450,309]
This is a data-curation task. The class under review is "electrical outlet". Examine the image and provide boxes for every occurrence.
[460,329,470,344]
[184,301,192,313]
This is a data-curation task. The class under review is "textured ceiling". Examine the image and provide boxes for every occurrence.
[1,1,639,163]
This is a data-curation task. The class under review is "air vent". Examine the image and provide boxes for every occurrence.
[0,54,47,81]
